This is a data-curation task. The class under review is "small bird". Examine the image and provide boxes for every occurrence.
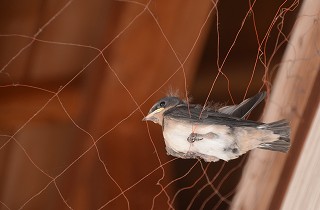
[143,92,290,162]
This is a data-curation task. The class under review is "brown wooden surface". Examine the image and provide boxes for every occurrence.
[69,2,214,209]
[2,1,313,209]
[281,102,320,209]
[231,0,320,209]
[0,1,214,209]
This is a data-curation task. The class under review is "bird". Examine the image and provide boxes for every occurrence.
[143,92,290,162]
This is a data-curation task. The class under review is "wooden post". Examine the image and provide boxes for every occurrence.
[281,98,320,209]
[231,0,320,209]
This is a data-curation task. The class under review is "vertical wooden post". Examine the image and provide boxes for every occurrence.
[231,0,320,209]
[281,96,320,209]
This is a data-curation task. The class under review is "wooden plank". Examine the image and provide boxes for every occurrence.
[231,0,320,209]
[281,101,320,209]
[0,86,81,129]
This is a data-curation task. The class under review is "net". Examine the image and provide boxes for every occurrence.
[0,0,300,209]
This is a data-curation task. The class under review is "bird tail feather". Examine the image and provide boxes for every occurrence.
[258,120,291,153]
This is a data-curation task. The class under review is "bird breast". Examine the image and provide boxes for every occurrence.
[163,118,238,161]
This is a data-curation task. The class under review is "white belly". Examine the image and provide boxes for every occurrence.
[163,119,238,161]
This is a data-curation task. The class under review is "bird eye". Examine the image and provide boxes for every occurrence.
[159,101,166,107]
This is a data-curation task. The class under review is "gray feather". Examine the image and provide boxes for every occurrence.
[258,119,290,152]
[163,92,266,127]
[163,105,263,127]
[218,92,266,118]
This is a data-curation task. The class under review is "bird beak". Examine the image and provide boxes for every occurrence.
[142,112,157,122]
[142,113,154,121]
[142,108,164,122]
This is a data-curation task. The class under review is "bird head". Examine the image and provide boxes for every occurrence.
[143,96,183,125]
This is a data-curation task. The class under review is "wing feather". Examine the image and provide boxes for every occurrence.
[164,105,262,127]
[218,92,266,118]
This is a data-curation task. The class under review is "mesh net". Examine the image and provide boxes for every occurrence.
[0,0,300,209]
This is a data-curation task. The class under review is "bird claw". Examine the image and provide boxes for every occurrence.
[187,133,203,143]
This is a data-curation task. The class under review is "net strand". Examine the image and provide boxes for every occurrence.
[0,0,300,209]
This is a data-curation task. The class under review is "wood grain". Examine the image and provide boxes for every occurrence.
[231,0,320,209]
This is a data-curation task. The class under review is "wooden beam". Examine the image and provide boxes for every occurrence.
[281,96,320,209]
[231,0,320,209]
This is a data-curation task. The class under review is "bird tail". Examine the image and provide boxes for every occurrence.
[258,120,291,153]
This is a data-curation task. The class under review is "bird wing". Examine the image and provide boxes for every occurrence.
[163,104,262,127]
[218,92,266,118]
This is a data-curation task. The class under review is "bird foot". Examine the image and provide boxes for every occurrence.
[187,133,203,143]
